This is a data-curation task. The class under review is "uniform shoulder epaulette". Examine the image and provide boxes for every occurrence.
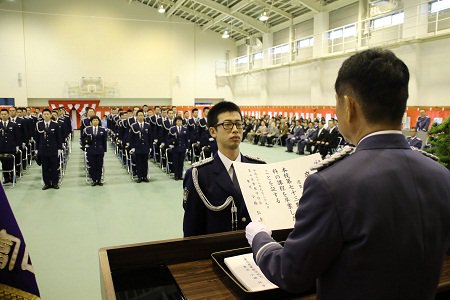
[310,145,355,172]
[51,120,58,123]
[242,154,266,164]
[411,146,439,161]
[192,156,214,168]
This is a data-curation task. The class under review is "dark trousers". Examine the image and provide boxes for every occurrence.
[0,152,15,181]
[41,154,59,186]
[172,151,185,179]
[135,152,149,179]
[87,153,104,182]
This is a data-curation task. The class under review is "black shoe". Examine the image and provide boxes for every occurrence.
[91,182,97,186]
[53,185,60,189]
[42,185,50,190]
[142,178,149,183]
[97,182,103,186]
[298,151,304,155]
[136,178,142,183]
[285,150,293,152]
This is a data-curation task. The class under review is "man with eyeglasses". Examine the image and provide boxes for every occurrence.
[182,101,265,237]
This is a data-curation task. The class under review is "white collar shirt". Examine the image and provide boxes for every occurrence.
[217,150,242,181]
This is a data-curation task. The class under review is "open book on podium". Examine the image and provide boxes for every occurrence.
[212,154,321,297]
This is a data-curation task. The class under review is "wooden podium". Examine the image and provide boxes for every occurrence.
[99,230,450,300]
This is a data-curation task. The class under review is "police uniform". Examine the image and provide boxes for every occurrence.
[36,120,62,188]
[182,153,265,237]
[128,121,152,181]
[250,133,450,299]
[0,120,21,183]
[84,125,107,184]
[406,135,422,149]
[168,125,189,180]
[416,116,431,132]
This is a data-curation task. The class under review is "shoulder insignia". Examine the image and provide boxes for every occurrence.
[243,154,266,164]
[192,156,214,168]
[411,146,439,161]
[310,145,355,172]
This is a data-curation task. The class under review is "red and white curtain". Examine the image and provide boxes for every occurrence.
[48,100,100,129]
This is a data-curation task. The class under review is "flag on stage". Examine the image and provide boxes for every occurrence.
[0,183,40,299]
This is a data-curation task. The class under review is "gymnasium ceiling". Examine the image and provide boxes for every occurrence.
[129,0,359,42]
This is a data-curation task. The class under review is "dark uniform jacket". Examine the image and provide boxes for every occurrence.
[36,121,62,155]
[406,136,423,149]
[168,125,189,153]
[0,121,21,153]
[84,126,107,155]
[416,116,431,131]
[129,122,152,154]
[183,153,265,237]
[251,134,450,300]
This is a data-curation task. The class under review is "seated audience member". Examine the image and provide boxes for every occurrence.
[242,119,253,142]
[265,120,280,147]
[406,127,423,149]
[246,119,259,143]
[286,120,305,152]
[278,118,289,146]
[255,120,269,145]
[312,121,329,155]
[297,121,318,154]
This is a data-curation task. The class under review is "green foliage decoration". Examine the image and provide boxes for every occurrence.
[427,116,450,170]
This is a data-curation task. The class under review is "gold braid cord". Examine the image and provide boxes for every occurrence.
[0,283,40,300]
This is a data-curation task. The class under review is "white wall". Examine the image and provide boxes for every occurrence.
[230,38,450,106]
[0,0,235,106]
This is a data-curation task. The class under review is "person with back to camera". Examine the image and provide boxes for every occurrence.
[245,48,450,300]
[182,101,265,237]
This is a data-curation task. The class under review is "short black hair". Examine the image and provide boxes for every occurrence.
[1,108,9,113]
[42,108,51,114]
[136,110,144,116]
[335,48,409,125]
[90,115,100,122]
[191,108,198,113]
[174,116,183,122]
[207,101,242,128]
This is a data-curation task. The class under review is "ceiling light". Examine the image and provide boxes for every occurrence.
[259,10,269,22]
[222,30,230,39]
[158,4,166,14]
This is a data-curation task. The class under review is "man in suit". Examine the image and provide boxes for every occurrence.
[312,121,329,156]
[297,121,317,154]
[183,101,265,237]
[246,48,450,299]
[168,116,189,180]
[285,119,305,152]
[0,109,21,184]
[406,127,423,149]
[36,109,63,190]
[128,110,152,183]
[416,109,431,132]
[84,116,107,186]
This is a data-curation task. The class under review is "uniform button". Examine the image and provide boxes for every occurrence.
[241,217,247,222]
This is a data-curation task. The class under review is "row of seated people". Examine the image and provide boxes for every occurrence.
[243,115,344,159]
[103,106,217,183]
[1,106,72,188]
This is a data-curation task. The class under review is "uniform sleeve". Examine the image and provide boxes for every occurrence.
[182,168,206,237]
[251,173,343,293]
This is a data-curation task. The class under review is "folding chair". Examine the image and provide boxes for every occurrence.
[0,153,16,187]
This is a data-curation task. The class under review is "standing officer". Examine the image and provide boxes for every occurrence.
[36,109,62,190]
[0,109,21,184]
[84,116,107,186]
[416,109,431,132]
[245,48,450,299]
[168,116,188,180]
[80,107,96,150]
[128,110,152,183]
[182,101,265,237]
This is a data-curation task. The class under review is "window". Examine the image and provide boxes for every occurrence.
[235,56,248,65]
[328,24,356,40]
[371,12,404,29]
[272,44,289,55]
[430,0,450,13]
[297,37,314,48]
[253,52,263,60]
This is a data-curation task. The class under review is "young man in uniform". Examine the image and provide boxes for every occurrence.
[84,116,107,186]
[182,101,265,237]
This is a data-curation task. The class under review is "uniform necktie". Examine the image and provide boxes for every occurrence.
[94,127,97,135]
[230,164,240,191]
[45,123,49,130]
[178,126,181,133]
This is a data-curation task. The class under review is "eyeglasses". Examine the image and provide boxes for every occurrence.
[215,121,244,130]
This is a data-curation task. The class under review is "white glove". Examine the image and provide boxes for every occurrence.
[35,150,38,155]
[245,222,272,246]
[16,146,19,152]
[58,149,63,156]
[196,141,200,145]
[129,148,135,154]
[160,143,165,147]
[169,145,174,148]
[154,139,158,143]
[209,138,214,142]
[22,143,26,148]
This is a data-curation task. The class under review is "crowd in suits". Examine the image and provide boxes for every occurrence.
[242,114,344,159]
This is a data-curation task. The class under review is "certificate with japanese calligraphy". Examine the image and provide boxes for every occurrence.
[234,153,321,230]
